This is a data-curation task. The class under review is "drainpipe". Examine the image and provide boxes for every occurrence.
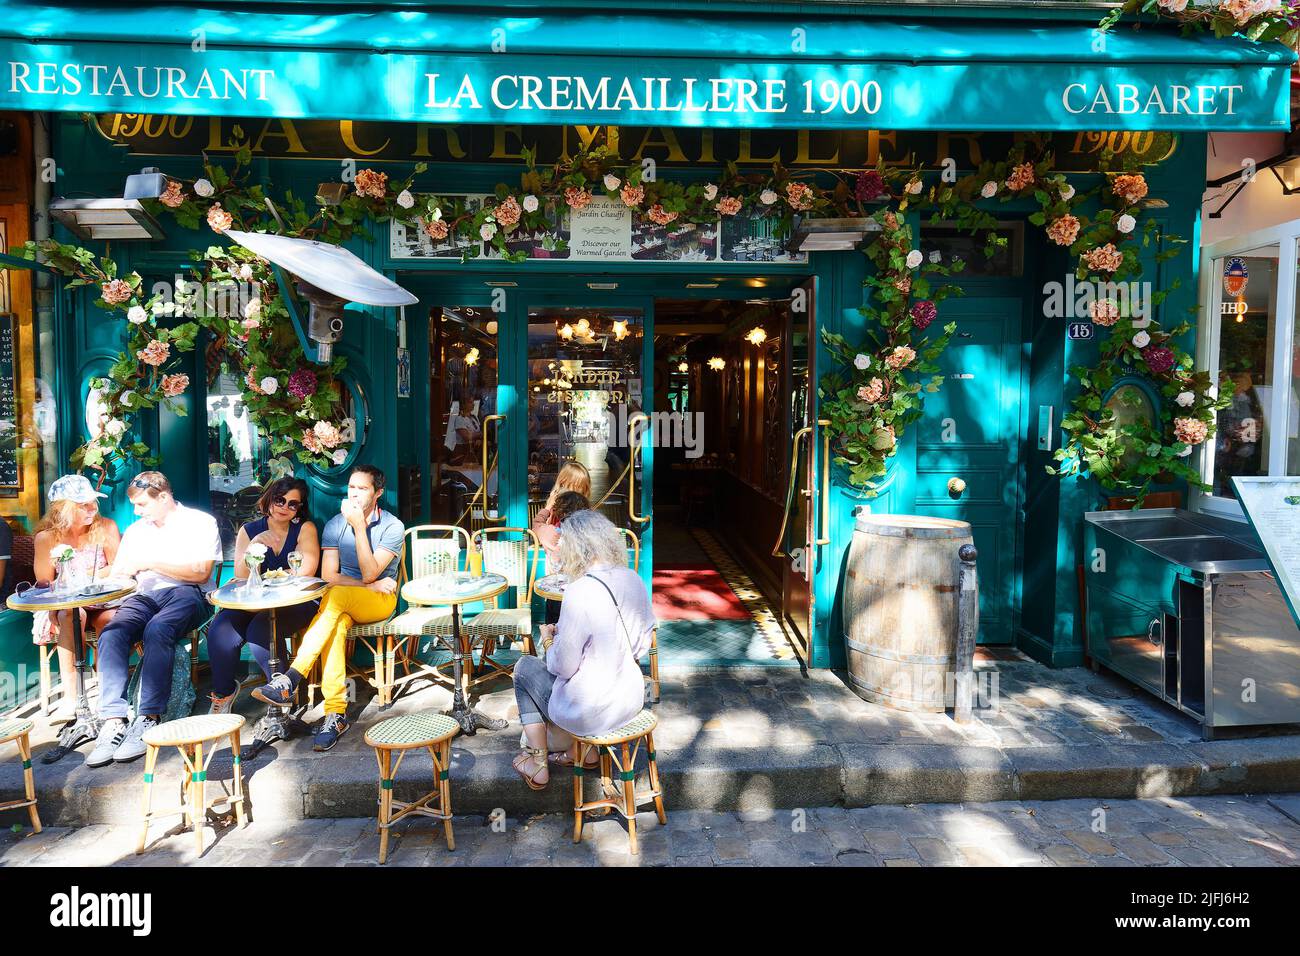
[32,112,58,489]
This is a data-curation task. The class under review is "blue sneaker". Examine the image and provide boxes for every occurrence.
[313,713,350,752]
[251,672,294,706]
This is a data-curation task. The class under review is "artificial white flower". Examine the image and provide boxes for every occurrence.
[162,302,176,315]
[246,542,268,559]
[480,223,498,241]
[1177,446,1194,457]
[339,417,357,443]
[151,299,165,315]
[905,179,923,195]
[603,174,621,191]
[52,544,75,562]
[193,178,214,198]
[522,194,539,213]
[238,264,253,281]
[1132,331,1151,348]
[760,189,778,205]
[331,448,348,466]
[1176,391,1195,407]
[703,183,718,201]
[1060,184,1076,201]
[396,189,415,209]
[1207,386,1218,400]
[906,250,923,269]
[1116,214,1136,234]
[119,390,137,408]
[928,250,942,264]
[981,181,998,199]
[853,353,870,370]
[104,418,126,438]
[244,297,262,320]
[260,376,279,395]
[127,306,148,324]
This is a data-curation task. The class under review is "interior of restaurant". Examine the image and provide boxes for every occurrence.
[425,293,805,667]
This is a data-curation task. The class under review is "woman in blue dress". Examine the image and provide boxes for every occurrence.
[206,477,321,714]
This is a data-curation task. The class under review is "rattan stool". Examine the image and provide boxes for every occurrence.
[572,709,666,854]
[0,719,40,832]
[137,714,247,855]
[364,711,459,863]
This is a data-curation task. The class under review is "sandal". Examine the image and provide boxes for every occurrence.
[512,747,549,791]
[549,749,601,769]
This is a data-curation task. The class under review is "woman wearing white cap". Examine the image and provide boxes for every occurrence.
[32,474,122,721]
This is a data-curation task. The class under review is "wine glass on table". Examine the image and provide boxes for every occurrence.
[287,550,305,578]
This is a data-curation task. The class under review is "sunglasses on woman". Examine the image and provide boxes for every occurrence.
[272,496,303,512]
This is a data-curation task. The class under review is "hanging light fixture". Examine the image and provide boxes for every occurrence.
[465,347,480,366]
[708,357,726,371]
[485,320,498,335]
[678,361,689,373]
[611,319,629,341]
[746,326,768,346]
[559,323,575,340]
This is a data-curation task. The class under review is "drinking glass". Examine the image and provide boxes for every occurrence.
[287,550,305,577]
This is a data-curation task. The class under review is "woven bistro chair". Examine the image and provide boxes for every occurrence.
[0,718,40,832]
[364,711,459,863]
[368,526,471,707]
[617,528,659,703]
[460,527,540,688]
[342,541,409,709]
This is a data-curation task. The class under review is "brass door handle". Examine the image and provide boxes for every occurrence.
[628,412,650,525]
[772,426,813,557]
[816,418,830,546]
[947,477,967,499]
[483,414,506,523]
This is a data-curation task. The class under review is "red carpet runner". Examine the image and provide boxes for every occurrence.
[652,566,752,621]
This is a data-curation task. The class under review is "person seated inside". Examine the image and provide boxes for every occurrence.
[511,509,655,790]
[531,459,591,550]
[206,477,321,714]
[533,490,589,626]
[253,464,404,752]
[32,475,122,722]
[87,471,222,768]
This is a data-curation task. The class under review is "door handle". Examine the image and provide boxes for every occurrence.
[628,412,650,525]
[772,425,813,557]
[816,419,830,546]
[482,414,506,523]
[948,477,967,500]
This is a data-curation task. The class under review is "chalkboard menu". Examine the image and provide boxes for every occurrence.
[1232,476,1300,631]
[0,313,17,490]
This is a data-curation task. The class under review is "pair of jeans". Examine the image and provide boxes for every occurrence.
[206,601,321,698]
[513,654,556,726]
[96,586,209,720]
[288,586,395,715]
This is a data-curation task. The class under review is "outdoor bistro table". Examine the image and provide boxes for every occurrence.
[207,575,329,760]
[401,571,510,735]
[533,573,567,603]
[7,578,137,764]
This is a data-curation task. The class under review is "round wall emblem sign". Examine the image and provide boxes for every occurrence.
[1223,257,1249,297]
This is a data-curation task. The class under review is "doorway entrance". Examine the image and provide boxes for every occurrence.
[412,274,820,668]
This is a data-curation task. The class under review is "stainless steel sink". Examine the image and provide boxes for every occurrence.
[1136,534,1263,570]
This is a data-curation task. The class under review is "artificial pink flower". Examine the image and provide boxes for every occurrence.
[785,182,815,211]
[855,170,888,201]
[313,420,342,449]
[353,169,388,200]
[1090,299,1121,327]
[1005,162,1036,192]
[160,373,189,397]
[159,180,185,209]
[647,204,678,226]
[100,279,133,305]
[1047,215,1080,247]
[207,203,233,234]
[137,339,170,367]
[564,187,593,210]
[619,184,645,208]
[910,300,937,330]
[1174,417,1208,445]
[494,196,522,229]
[246,369,263,394]
[893,274,912,295]
[1142,346,1176,376]
[715,196,742,216]
[857,378,885,404]
[1082,243,1123,274]
[1112,173,1149,205]
[885,346,916,369]
[423,218,450,241]
[301,428,322,454]
[242,316,261,331]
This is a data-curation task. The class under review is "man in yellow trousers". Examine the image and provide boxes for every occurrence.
[253,464,404,751]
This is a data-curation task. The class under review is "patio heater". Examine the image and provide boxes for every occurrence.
[224,230,418,362]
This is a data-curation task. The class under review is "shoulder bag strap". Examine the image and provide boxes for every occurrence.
[584,572,639,665]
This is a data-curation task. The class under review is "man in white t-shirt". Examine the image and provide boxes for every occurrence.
[86,471,223,768]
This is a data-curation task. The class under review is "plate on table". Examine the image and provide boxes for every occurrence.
[74,582,124,598]
[262,572,296,588]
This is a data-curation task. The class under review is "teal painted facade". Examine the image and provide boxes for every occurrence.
[0,2,1277,702]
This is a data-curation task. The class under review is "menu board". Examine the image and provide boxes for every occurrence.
[1232,476,1300,629]
[0,313,18,490]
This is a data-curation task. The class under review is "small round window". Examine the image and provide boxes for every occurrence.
[1104,380,1157,470]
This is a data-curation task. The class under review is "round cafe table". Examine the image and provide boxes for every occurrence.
[401,571,509,735]
[533,573,567,603]
[7,578,137,764]
[207,575,328,760]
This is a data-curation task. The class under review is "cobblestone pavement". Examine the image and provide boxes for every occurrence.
[4,795,1299,867]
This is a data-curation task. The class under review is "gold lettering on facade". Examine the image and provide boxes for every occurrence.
[252,118,307,155]
[203,117,238,153]
[866,130,907,167]
[629,126,688,163]
[563,126,615,161]
[339,121,391,157]
[492,125,526,160]
[697,129,715,165]
[737,130,782,164]
[795,129,840,166]
[412,124,468,159]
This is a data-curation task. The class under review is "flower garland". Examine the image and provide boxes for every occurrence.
[1101,0,1300,44]
[815,140,1229,501]
[14,145,426,479]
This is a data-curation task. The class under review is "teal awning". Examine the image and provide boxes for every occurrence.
[0,4,1292,131]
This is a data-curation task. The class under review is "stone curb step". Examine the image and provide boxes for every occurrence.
[6,736,1300,827]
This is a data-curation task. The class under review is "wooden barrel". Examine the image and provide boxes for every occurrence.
[842,513,974,712]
